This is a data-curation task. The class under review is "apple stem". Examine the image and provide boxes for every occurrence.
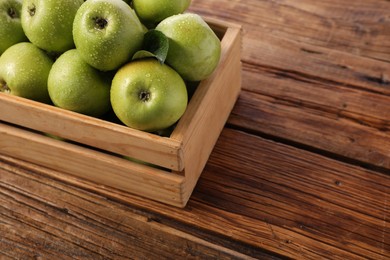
[94,17,108,30]
[7,7,17,19]
[27,4,36,17]
[0,81,10,93]
[139,91,151,102]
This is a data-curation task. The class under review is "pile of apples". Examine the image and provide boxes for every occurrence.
[0,0,221,133]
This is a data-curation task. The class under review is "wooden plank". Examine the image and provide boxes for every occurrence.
[2,128,387,259]
[194,129,390,259]
[228,69,390,169]
[241,29,390,96]
[0,94,183,171]
[188,1,390,171]
[189,0,390,61]
[191,0,390,171]
[0,122,186,207]
[241,64,390,129]
[0,160,274,260]
[198,129,389,259]
[192,1,390,171]
[171,24,242,203]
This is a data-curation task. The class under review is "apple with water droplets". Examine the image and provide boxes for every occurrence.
[21,0,84,53]
[73,0,145,71]
[0,42,53,103]
[0,0,28,55]
[48,49,111,117]
[110,59,188,132]
[132,0,191,25]
[156,13,221,81]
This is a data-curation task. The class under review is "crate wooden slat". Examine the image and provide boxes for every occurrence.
[0,94,184,170]
[0,122,185,203]
[0,18,241,207]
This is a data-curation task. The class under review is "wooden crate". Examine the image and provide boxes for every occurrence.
[0,18,241,208]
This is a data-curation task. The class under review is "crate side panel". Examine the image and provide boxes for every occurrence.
[173,26,242,204]
[0,122,186,207]
[0,95,183,171]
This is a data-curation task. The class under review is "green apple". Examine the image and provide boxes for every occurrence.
[44,132,66,141]
[156,13,221,81]
[123,155,168,170]
[0,42,53,102]
[110,59,188,132]
[0,0,28,55]
[48,49,111,117]
[132,0,191,24]
[21,0,83,53]
[73,0,145,71]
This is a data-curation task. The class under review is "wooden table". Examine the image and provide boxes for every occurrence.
[1,0,389,259]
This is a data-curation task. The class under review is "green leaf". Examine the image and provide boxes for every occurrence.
[132,50,158,61]
[132,29,169,64]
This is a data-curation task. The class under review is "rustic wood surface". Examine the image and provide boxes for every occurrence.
[1,0,389,259]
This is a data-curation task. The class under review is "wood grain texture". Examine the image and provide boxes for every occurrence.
[189,0,390,62]
[189,0,390,170]
[172,24,242,203]
[0,122,187,207]
[0,93,183,171]
[0,153,275,260]
[1,128,388,259]
[1,0,390,259]
[240,31,390,96]
[229,70,390,169]
[197,129,389,259]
